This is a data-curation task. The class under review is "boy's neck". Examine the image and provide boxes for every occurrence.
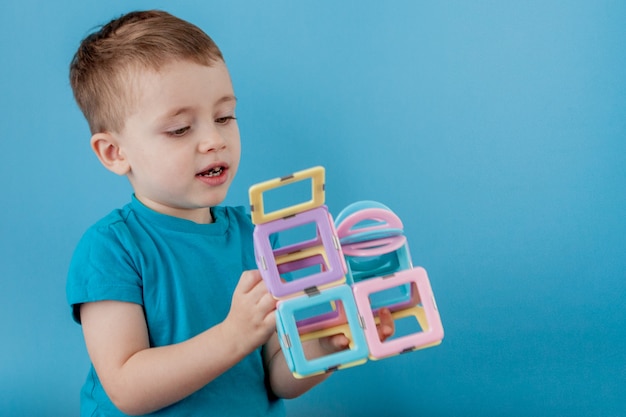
[135,195,215,224]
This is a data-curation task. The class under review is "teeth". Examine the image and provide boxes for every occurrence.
[200,167,223,177]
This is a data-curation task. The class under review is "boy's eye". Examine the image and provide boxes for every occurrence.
[215,116,237,125]
[167,126,190,137]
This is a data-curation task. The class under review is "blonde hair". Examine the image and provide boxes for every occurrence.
[70,10,224,134]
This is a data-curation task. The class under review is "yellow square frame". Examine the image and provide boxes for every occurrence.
[249,166,325,225]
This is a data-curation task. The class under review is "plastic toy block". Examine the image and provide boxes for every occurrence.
[341,235,407,258]
[249,169,444,378]
[352,267,443,360]
[334,200,395,226]
[342,236,413,282]
[296,299,348,334]
[253,205,346,298]
[276,285,369,378]
[274,245,346,297]
[335,201,411,284]
[335,201,404,246]
[336,200,413,308]
[249,166,325,225]
[383,306,442,351]
[275,245,329,275]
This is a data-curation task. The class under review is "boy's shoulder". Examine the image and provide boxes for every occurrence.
[84,201,135,235]
[74,202,138,254]
[95,202,134,224]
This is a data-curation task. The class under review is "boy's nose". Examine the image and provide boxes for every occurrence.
[198,129,227,153]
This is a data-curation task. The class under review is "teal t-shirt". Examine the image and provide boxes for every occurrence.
[67,196,285,416]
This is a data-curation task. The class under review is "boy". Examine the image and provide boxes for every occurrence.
[67,10,393,416]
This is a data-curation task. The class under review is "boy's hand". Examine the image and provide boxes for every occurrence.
[224,270,277,354]
[376,307,395,341]
[265,307,396,399]
[318,307,395,353]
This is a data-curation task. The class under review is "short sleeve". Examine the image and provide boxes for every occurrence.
[66,218,144,324]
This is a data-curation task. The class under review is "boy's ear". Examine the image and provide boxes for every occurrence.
[90,132,131,176]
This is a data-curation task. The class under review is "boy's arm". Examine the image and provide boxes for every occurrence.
[264,308,394,399]
[80,270,276,415]
[262,332,334,399]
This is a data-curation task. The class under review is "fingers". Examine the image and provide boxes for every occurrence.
[318,333,350,354]
[226,271,277,350]
[236,270,264,293]
[330,334,350,350]
[235,271,277,321]
[235,270,273,302]
[377,308,395,341]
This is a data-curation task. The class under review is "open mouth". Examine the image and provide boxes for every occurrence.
[197,166,225,178]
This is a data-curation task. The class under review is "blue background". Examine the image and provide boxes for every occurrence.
[1,1,624,416]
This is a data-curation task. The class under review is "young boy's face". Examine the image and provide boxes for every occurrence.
[109,60,240,223]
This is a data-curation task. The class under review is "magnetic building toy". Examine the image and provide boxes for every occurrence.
[249,166,444,378]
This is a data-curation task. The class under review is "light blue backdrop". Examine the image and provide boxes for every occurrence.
[1,1,624,416]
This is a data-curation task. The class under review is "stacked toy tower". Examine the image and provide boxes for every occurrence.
[249,166,443,378]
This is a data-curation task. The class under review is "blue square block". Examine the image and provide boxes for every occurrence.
[276,285,369,378]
